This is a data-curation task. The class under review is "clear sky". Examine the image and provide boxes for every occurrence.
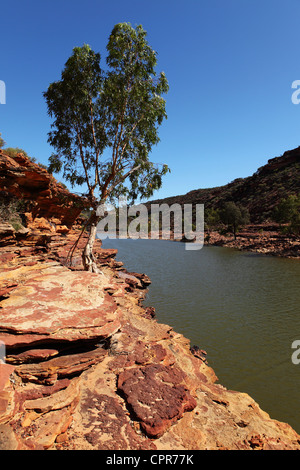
[1,0,300,201]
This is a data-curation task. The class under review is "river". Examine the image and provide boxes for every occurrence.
[101,236,300,434]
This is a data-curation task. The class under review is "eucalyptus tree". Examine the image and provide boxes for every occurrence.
[0,133,5,149]
[219,201,250,239]
[273,194,300,234]
[44,23,169,272]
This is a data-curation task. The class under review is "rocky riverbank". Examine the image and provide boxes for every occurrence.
[1,222,300,450]
[1,151,300,450]
[205,224,300,258]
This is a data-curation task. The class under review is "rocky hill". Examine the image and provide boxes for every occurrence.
[147,146,300,223]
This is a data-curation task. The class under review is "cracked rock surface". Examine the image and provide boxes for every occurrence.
[1,227,300,450]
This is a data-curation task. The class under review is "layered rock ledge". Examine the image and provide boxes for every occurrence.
[205,224,300,258]
[0,226,300,451]
[0,150,86,227]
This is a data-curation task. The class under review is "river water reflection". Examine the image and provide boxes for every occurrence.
[101,237,300,433]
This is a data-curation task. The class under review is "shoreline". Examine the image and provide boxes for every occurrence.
[99,224,300,259]
[204,226,300,259]
[1,224,300,449]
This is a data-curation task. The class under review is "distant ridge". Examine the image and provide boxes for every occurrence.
[147,147,300,223]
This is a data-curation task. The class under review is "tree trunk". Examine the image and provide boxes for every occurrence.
[233,223,237,240]
[82,211,101,273]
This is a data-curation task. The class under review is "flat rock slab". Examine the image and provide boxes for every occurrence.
[16,348,108,385]
[0,424,18,450]
[0,267,121,347]
[117,363,197,438]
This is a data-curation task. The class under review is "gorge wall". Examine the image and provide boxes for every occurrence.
[0,150,86,228]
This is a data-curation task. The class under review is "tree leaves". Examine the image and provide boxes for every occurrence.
[0,132,5,149]
[43,23,169,207]
[219,202,250,238]
[273,194,300,234]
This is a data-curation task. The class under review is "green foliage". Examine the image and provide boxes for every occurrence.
[273,194,300,234]
[0,192,27,229]
[219,201,250,238]
[44,23,169,207]
[204,207,220,231]
[4,147,35,161]
[80,208,93,220]
[0,133,5,149]
[290,213,300,234]
[3,147,49,169]
[3,146,50,171]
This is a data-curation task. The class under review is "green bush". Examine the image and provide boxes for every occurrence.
[4,147,35,161]
[3,146,49,170]
[273,194,300,234]
[0,133,5,149]
[219,201,250,239]
[0,193,27,230]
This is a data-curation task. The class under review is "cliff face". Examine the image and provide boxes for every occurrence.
[0,153,300,450]
[0,151,86,227]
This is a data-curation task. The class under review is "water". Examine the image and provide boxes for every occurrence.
[101,237,300,433]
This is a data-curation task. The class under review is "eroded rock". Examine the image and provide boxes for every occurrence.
[118,364,197,438]
[0,151,86,227]
[0,226,300,450]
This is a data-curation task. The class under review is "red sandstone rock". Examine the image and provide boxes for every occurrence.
[0,151,86,227]
[15,349,107,385]
[0,209,300,449]
[0,267,120,344]
[72,390,156,450]
[6,349,59,364]
[204,224,300,258]
[0,222,15,237]
[118,364,197,438]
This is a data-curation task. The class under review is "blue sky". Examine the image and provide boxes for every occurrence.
[1,0,300,201]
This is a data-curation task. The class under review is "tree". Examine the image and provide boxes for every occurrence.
[204,207,220,232]
[44,23,169,272]
[273,194,300,234]
[219,201,250,239]
[0,133,5,149]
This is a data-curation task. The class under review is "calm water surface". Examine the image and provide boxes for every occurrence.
[101,237,300,433]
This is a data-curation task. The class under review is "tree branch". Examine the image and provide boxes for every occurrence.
[75,124,93,199]
[107,164,141,196]
[118,114,144,159]
[89,96,101,190]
